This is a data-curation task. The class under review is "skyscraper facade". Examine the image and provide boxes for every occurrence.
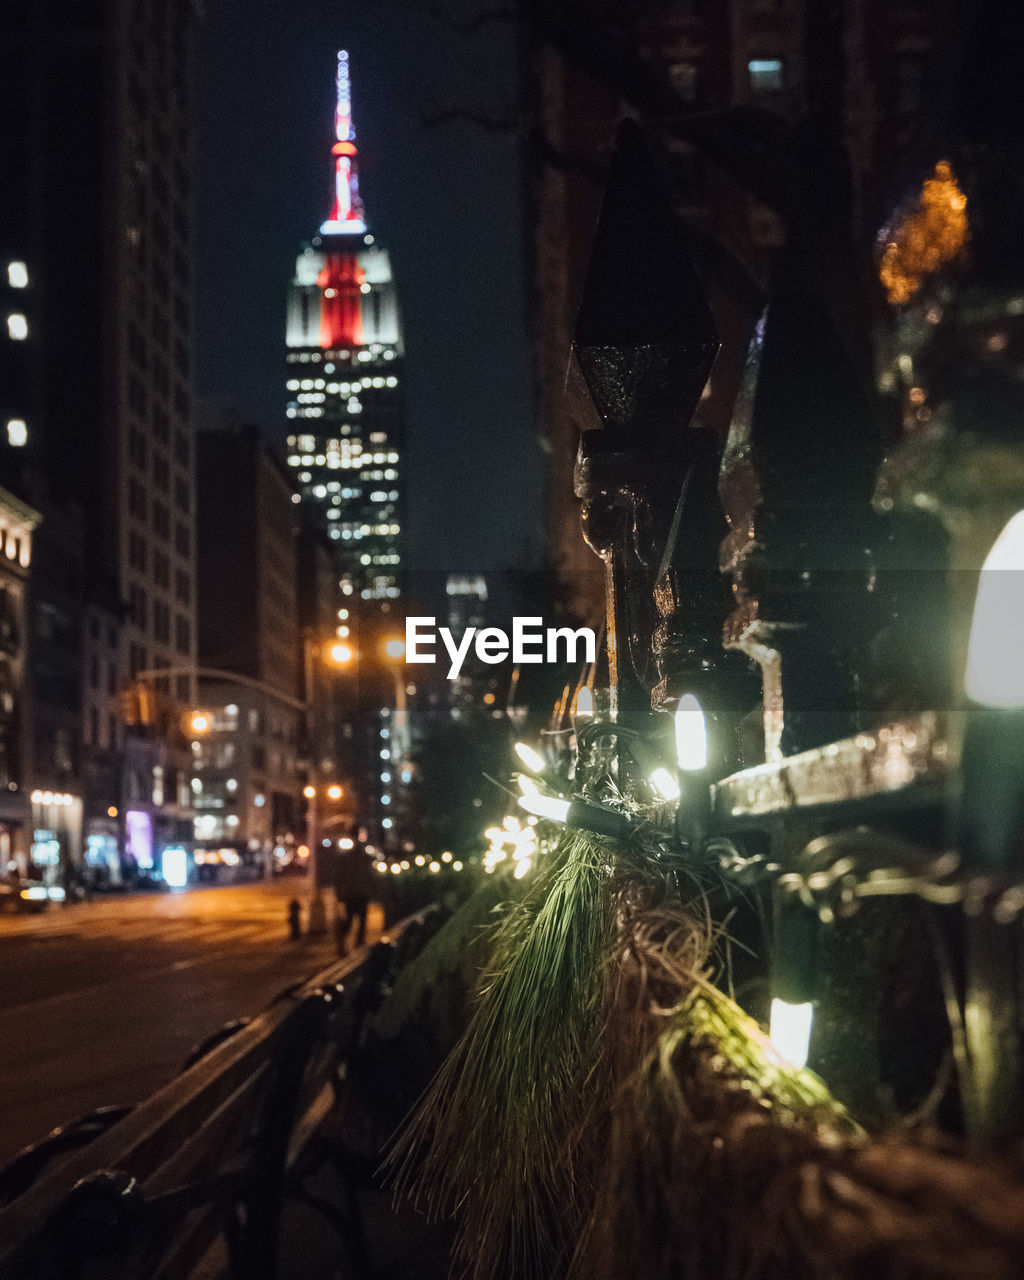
[1,0,202,884]
[284,51,404,606]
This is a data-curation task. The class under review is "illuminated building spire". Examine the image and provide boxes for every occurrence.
[321,50,367,235]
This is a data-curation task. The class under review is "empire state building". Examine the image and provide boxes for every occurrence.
[284,52,404,604]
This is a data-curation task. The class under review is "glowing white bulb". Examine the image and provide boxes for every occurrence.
[514,742,546,774]
[966,510,1024,709]
[518,773,541,797]
[769,999,814,1069]
[649,766,681,802]
[674,694,708,772]
[518,793,571,823]
[575,687,594,718]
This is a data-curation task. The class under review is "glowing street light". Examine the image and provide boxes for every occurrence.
[327,784,343,800]
[190,713,209,733]
[383,636,406,661]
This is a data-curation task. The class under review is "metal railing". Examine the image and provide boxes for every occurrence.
[0,911,436,1280]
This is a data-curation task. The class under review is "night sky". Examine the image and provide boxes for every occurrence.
[195,0,540,578]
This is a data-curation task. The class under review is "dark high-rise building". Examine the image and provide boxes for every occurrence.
[194,426,304,861]
[1,0,202,883]
[284,51,404,606]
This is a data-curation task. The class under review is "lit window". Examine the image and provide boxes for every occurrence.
[748,58,784,93]
[7,419,27,447]
[7,314,28,340]
[7,262,28,289]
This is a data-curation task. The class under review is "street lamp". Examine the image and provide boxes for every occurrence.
[303,636,351,933]
[381,636,409,761]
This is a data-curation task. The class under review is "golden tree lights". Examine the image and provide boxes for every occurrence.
[878,161,968,305]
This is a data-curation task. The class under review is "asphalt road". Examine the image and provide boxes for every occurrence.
[0,879,383,1164]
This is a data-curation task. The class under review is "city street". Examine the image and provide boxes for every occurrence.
[0,880,380,1164]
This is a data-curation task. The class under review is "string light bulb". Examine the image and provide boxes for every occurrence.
[518,792,571,823]
[959,509,1024,868]
[769,1000,814,1069]
[674,694,708,771]
[518,792,633,840]
[965,509,1024,709]
[514,742,547,774]
[649,765,681,802]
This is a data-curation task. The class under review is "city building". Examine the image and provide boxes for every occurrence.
[1,0,204,882]
[194,426,304,864]
[445,574,492,715]
[283,50,405,605]
[0,488,40,876]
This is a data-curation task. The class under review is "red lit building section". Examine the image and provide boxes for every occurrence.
[317,254,364,349]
